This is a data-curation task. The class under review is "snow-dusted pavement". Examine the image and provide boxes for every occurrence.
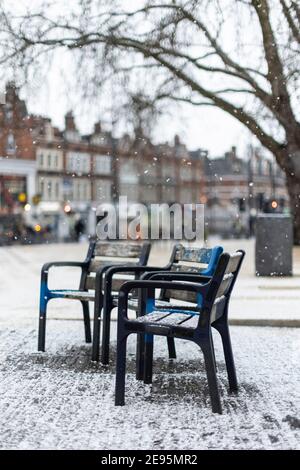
[0,323,299,450]
[0,241,299,450]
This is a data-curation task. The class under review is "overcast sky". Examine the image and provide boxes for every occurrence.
[20,72,252,158]
[8,0,258,159]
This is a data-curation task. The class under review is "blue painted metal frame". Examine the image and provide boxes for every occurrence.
[114,250,245,413]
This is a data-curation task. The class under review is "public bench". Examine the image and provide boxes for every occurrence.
[38,240,151,351]
[93,244,223,366]
[114,250,245,414]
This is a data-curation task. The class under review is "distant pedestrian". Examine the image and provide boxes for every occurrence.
[74,216,85,242]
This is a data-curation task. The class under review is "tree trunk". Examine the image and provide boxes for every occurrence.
[286,173,300,245]
[282,142,300,245]
[274,143,300,245]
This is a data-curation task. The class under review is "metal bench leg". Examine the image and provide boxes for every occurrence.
[136,334,145,380]
[167,337,176,359]
[101,298,112,365]
[210,333,217,372]
[81,301,91,343]
[91,290,103,362]
[213,320,238,392]
[199,337,222,414]
[144,334,154,384]
[115,333,129,406]
[38,293,49,352]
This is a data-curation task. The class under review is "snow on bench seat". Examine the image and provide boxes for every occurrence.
[134,311,200,330]
[50,290,95,301]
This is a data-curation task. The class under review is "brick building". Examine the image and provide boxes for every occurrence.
[0,83,205,216]
[200,146,288,235]
[0,82,289,238]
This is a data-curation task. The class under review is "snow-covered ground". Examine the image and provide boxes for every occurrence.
[0,241,299,450]
[0,323,299,450]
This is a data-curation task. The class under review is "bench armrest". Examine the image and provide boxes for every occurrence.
[118,279,210,319]
[100,264,172,299]
[141,271,211,283]
[42,261,88,270]
[41,261,89,288]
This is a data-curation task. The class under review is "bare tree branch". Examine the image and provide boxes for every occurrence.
[279,0,300,44]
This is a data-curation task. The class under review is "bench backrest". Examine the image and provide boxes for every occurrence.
[81,241,151,291]
[162,244,223,303]
[201,250,245,325]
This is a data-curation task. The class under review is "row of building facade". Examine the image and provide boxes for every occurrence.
[0,83,289,237]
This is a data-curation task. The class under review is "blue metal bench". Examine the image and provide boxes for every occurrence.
[114,250,245,414]
[93,244,223,365]
[38,241,151,351]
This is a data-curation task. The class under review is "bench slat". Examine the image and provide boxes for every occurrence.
[211,296,226,323]
[95,242,143,257]
[85,274,135,291]
[170,264,203,273]
[158,313,193,326]
[215,274,234,300]
[136,311,172,323]
[175,246,212,263]
[179,315,199,329]
[224,252,243,275]
[88,259,136,272]
[164,288,197,303]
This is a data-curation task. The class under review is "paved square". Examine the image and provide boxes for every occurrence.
[0,242,299,449]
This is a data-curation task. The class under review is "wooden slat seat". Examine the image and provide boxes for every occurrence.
[132,311,200,334]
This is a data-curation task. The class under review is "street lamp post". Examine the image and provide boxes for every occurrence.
[247,149,255,237]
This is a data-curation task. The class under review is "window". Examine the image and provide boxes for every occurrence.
[142,164,158,180]
[40,180,44,198]
[37,148,63,170]
[72,179,91,201]
[47,181,52,200]
[63,178,73,200]
[6,132,15,154]
[95,179,111,202]
[180,165,193,181]
[67,152,91,174]
[83,182,88,201]
[119,183,138,202]
[74,181,80,201]
[5,109,13,123]
[95,155,111,174]
[119,161,139,183]
[162,163,176,179]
